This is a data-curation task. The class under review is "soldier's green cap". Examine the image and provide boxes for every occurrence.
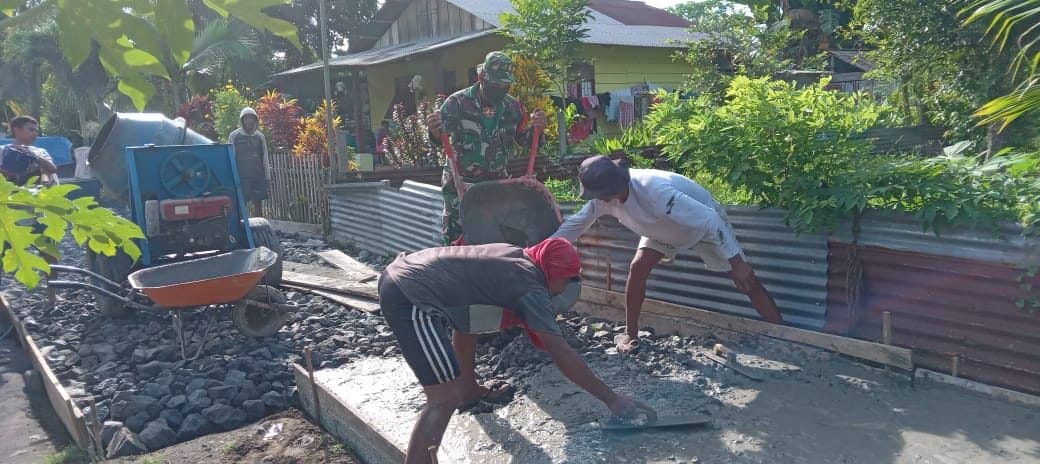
[481,51,514,85]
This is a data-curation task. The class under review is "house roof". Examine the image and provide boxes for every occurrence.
[273,30,495,77]
[352,0,696,52]
[828,50,874,72]
[349,0,412,53]
[587,0,691,27]
[276,0,698,78]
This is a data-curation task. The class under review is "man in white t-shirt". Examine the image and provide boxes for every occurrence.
[553,156,783,352]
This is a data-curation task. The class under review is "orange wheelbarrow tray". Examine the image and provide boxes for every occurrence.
[48,247,283,361]
[49,247,278,310]
[128,247,277,308]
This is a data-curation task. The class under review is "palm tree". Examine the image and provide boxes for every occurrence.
[962,0,1040,130]
[165,18,262,107]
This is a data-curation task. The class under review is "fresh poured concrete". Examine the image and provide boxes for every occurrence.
[298,334,1040,464]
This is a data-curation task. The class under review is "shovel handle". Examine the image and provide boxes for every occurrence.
[526,129,540,177]
[441,132,467,199]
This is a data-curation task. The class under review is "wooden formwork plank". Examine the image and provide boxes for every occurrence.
[579,286,914,370]
[282,270,379,300]
[292,364,405,463]
[283,285,380,313]
[0,295,95,451]
[316,250,378,280]
[915,369,1040,409]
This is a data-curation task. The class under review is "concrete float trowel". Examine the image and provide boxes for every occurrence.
[599,413,713,432]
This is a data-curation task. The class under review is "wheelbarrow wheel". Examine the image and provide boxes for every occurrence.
[248,217,283,286]
[88,250,134,318]
[232,285,289,338]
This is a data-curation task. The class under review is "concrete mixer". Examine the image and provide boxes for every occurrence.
[84,113,283,317]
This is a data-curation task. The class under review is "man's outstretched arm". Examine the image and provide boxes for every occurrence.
[539,331,656,420]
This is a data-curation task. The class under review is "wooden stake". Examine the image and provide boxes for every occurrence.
[89,396,103,456]
[606,258,613,292]
[882,311,892,345]
[304,347,323,425]
[951,355,960,378]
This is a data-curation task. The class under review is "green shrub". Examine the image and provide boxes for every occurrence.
[544,177,581,203]
[649,76,885,231]
[213,84,252,140]
[647,76,1039,234]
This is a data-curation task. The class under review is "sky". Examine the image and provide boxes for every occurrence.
[641,0,690,10]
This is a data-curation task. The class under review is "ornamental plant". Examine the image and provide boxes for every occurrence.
[256,90,304,150]
[649,76,1040,236]
[385,98,442,168]
[293,99,342,160]
[508,55,559,145]
[176,94,218,140]
[212,83,252,140]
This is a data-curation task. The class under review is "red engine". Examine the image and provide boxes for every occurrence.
[159,196,233,221]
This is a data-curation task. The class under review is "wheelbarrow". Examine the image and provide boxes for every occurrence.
[442,128,581,335]
[442,130,563,247]
[48,247,290,361]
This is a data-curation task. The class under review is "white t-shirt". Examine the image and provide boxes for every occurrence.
[552,169,741,260]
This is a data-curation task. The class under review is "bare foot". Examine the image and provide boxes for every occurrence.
[459,379,515,412]
[614,333,640,353]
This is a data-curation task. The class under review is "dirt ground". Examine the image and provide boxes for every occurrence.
[107,409,360,464]
[0,320,76,464]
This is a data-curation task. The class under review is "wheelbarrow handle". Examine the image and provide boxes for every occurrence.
[50,264,125,292]
[441,132,468,199]
[526,129,540,177]
[47,280,154,311]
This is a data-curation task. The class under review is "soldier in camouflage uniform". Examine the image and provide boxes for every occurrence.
[429,51,547,245]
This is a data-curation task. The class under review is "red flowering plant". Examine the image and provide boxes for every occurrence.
[256,90,304,150]
[176,94,218,140]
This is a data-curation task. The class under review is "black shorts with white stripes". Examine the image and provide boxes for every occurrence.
[378,275,460,386]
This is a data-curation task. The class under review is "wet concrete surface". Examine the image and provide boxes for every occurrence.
[314,331,1040,464]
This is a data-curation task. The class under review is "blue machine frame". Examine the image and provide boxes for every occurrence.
[125,144,255,265]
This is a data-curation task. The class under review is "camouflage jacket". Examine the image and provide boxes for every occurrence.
[439,85,536,182]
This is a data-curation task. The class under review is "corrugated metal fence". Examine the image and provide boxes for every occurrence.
[827,212,1040,395]
[574,207,830,329]
[327,188,830,329]
[325,183,1040,393]
[327,180,443,255]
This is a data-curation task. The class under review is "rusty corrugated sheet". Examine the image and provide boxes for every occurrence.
[832,211,1036,267]
[574,206,831,329]
[827,243,1040,395]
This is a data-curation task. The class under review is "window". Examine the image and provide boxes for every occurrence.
[442,70,457,94]
[567,62,596,99]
